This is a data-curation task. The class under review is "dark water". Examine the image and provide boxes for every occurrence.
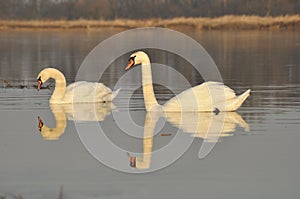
[0,29,299,198]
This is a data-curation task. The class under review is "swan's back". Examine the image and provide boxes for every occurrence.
[64,81,119,103]
[163,81,250,112]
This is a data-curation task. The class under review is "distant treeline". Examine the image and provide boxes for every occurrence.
[0,0,299,20]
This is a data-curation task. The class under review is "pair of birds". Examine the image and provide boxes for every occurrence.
[37,51,250,112]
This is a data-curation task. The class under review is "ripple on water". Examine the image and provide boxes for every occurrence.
[0,88,50,110]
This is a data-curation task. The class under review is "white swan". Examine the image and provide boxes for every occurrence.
[125,51,250,112]
[37,68,119,104]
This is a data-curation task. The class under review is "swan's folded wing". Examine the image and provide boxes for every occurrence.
[163,81,238,112]
[65,81,88,93]
[65,81,114,103]
[203,81,236,102]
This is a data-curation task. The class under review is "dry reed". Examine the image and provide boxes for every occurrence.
[0,15,299,30]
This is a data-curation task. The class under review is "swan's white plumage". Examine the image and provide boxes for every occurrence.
[63,81,119,103]
[164,81,250,112]
[37,68,119,104]
[126,51,250,112]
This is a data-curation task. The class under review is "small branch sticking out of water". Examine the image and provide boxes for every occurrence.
[59,185,63,199]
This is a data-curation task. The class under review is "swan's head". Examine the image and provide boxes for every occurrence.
[127,152,137,168]
[125,51,150,70]
[37,68,51,90]
[37,116,62,140]
[37,76,43,90]
[37,116,44,132]
[37,68,63,90]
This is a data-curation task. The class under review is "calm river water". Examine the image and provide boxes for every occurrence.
[0,29,299,199]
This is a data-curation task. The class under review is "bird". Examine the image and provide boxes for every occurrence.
[37,68,119,104]
[125,51,250,112]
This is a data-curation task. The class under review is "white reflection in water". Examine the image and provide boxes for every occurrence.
[37,103,115,140]
[37,100,248,169]
[0,30,299,197]
[128,111,249,170]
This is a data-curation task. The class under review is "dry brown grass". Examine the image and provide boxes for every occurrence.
[0,15,299,30]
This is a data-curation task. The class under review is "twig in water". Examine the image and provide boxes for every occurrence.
[59,185,63,199]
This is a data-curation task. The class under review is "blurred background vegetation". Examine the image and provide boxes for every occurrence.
[0,0,299,20]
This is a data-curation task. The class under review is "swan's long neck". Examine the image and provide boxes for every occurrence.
[41,105,67,140]
[141,57,159,111]
[135,112,158,169]
[49,69,67,103]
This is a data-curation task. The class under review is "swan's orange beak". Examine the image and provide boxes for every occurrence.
[127,152,137,168]
[125,58,135,70]
[37,116,44,132]
[37,77,43,91]
[129,156,136,168]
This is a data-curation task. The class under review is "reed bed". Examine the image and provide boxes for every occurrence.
[0,15,299,30]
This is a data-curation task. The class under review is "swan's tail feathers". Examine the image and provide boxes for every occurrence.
[235,89,251,109]
[112,88,121,100]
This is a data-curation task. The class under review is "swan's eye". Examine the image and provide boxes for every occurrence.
[128,55,136,62]
[37,76,42,83]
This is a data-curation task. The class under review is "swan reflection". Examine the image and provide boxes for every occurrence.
[165,111,250,143]
[128,111,249,169]
[37,103,115,140]
[127,112,159,169]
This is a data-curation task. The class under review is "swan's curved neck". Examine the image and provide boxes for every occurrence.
[49,69,67,103]
[40,105,67,140]
[141,57,159,111]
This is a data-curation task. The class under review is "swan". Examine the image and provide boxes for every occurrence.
[125,51,250,112]
[37,102,115,140]
[37,68,119,104]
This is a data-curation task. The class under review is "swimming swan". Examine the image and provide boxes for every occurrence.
[125,51,250,112]
[37,68,119,104]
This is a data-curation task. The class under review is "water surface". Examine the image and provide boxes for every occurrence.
[0,29,299,198]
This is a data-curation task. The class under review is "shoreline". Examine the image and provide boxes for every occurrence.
[0,15,299,31]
